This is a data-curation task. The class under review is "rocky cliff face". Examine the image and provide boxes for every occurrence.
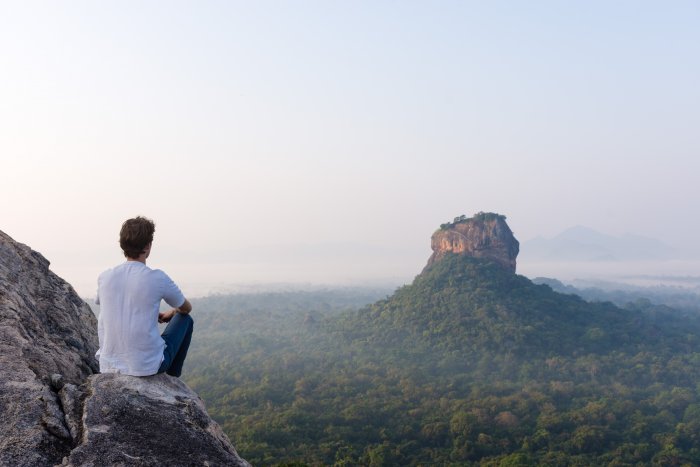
[0,230,249,467]
[425,213,519,273]
[0,230,98,466]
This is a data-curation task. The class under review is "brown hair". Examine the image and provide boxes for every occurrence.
[119,216,155,259]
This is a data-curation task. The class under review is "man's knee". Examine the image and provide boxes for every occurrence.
[179,313,193,330]
[173,312,193,324]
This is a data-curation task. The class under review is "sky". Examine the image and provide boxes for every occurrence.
[1,1,699,296]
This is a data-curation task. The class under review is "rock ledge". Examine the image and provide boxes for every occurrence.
[62,373,250,467]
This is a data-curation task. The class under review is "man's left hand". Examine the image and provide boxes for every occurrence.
[158,309,177,323]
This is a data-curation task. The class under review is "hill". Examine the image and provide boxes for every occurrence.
[359,254,676,360]
[185,214,700,465]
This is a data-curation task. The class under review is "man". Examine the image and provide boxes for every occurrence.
[96,216,193,377]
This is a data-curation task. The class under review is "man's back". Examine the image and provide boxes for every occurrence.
[97,261,184,376]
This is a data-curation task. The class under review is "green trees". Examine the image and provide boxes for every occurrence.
[183,259,700,465]
[440,212,507,230]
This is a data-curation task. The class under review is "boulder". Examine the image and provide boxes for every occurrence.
[61,373,250,466]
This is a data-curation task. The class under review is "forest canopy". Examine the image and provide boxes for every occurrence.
[184,256,700,466]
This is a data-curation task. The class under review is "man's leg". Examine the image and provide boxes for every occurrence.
[158,313,194,377]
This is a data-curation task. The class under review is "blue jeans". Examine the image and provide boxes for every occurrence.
[158,313,193,377]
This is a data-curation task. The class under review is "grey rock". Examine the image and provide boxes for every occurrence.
[62,373,250,467]
[58,383,84,443]
[0,230,98,466]
[50,373,65,390]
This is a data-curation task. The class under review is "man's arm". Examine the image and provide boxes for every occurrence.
[177,299,192,314]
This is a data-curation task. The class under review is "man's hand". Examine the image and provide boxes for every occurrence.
[158,309,178,323]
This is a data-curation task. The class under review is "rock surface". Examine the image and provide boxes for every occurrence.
[425,212,520,273]
[62,373,250,467]
[0,229,249,466]
[0,230,98,466]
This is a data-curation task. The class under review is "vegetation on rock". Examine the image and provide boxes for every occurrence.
[440,212,507,230]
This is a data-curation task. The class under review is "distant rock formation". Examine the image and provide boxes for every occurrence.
[0,229,249,467]
[425,212,519,273]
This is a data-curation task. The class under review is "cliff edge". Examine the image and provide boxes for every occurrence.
[0,230,249,466]
[425,212,519,273]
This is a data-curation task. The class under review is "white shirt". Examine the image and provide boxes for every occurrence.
[95,261,185,376]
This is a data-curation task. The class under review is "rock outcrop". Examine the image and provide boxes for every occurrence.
[62,373,249,466]
[0,230,98,466]
[425,212,519,273]
[0,229,249,466]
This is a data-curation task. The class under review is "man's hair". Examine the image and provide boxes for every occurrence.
[119,216,155,259]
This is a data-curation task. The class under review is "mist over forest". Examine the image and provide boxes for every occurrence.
[146,255,700,466]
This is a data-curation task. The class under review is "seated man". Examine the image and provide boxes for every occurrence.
[96,216,193,377]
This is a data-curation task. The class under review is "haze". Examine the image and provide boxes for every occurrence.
[1,1,698,296]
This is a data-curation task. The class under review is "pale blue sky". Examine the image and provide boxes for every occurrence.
[1,1,698,295]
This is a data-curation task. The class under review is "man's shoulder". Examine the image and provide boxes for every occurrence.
[99,262,151,280]
[150,268,175,283]
[133,266,173,284]
[98,265,117,280]
[98,263,173,286]
[99,262,128,276]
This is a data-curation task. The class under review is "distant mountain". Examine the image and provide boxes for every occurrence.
[521,225,677,262]
[186,213,700,465]
[360,253,668,359]
[357,213,689,360]
[532,276,700,314]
